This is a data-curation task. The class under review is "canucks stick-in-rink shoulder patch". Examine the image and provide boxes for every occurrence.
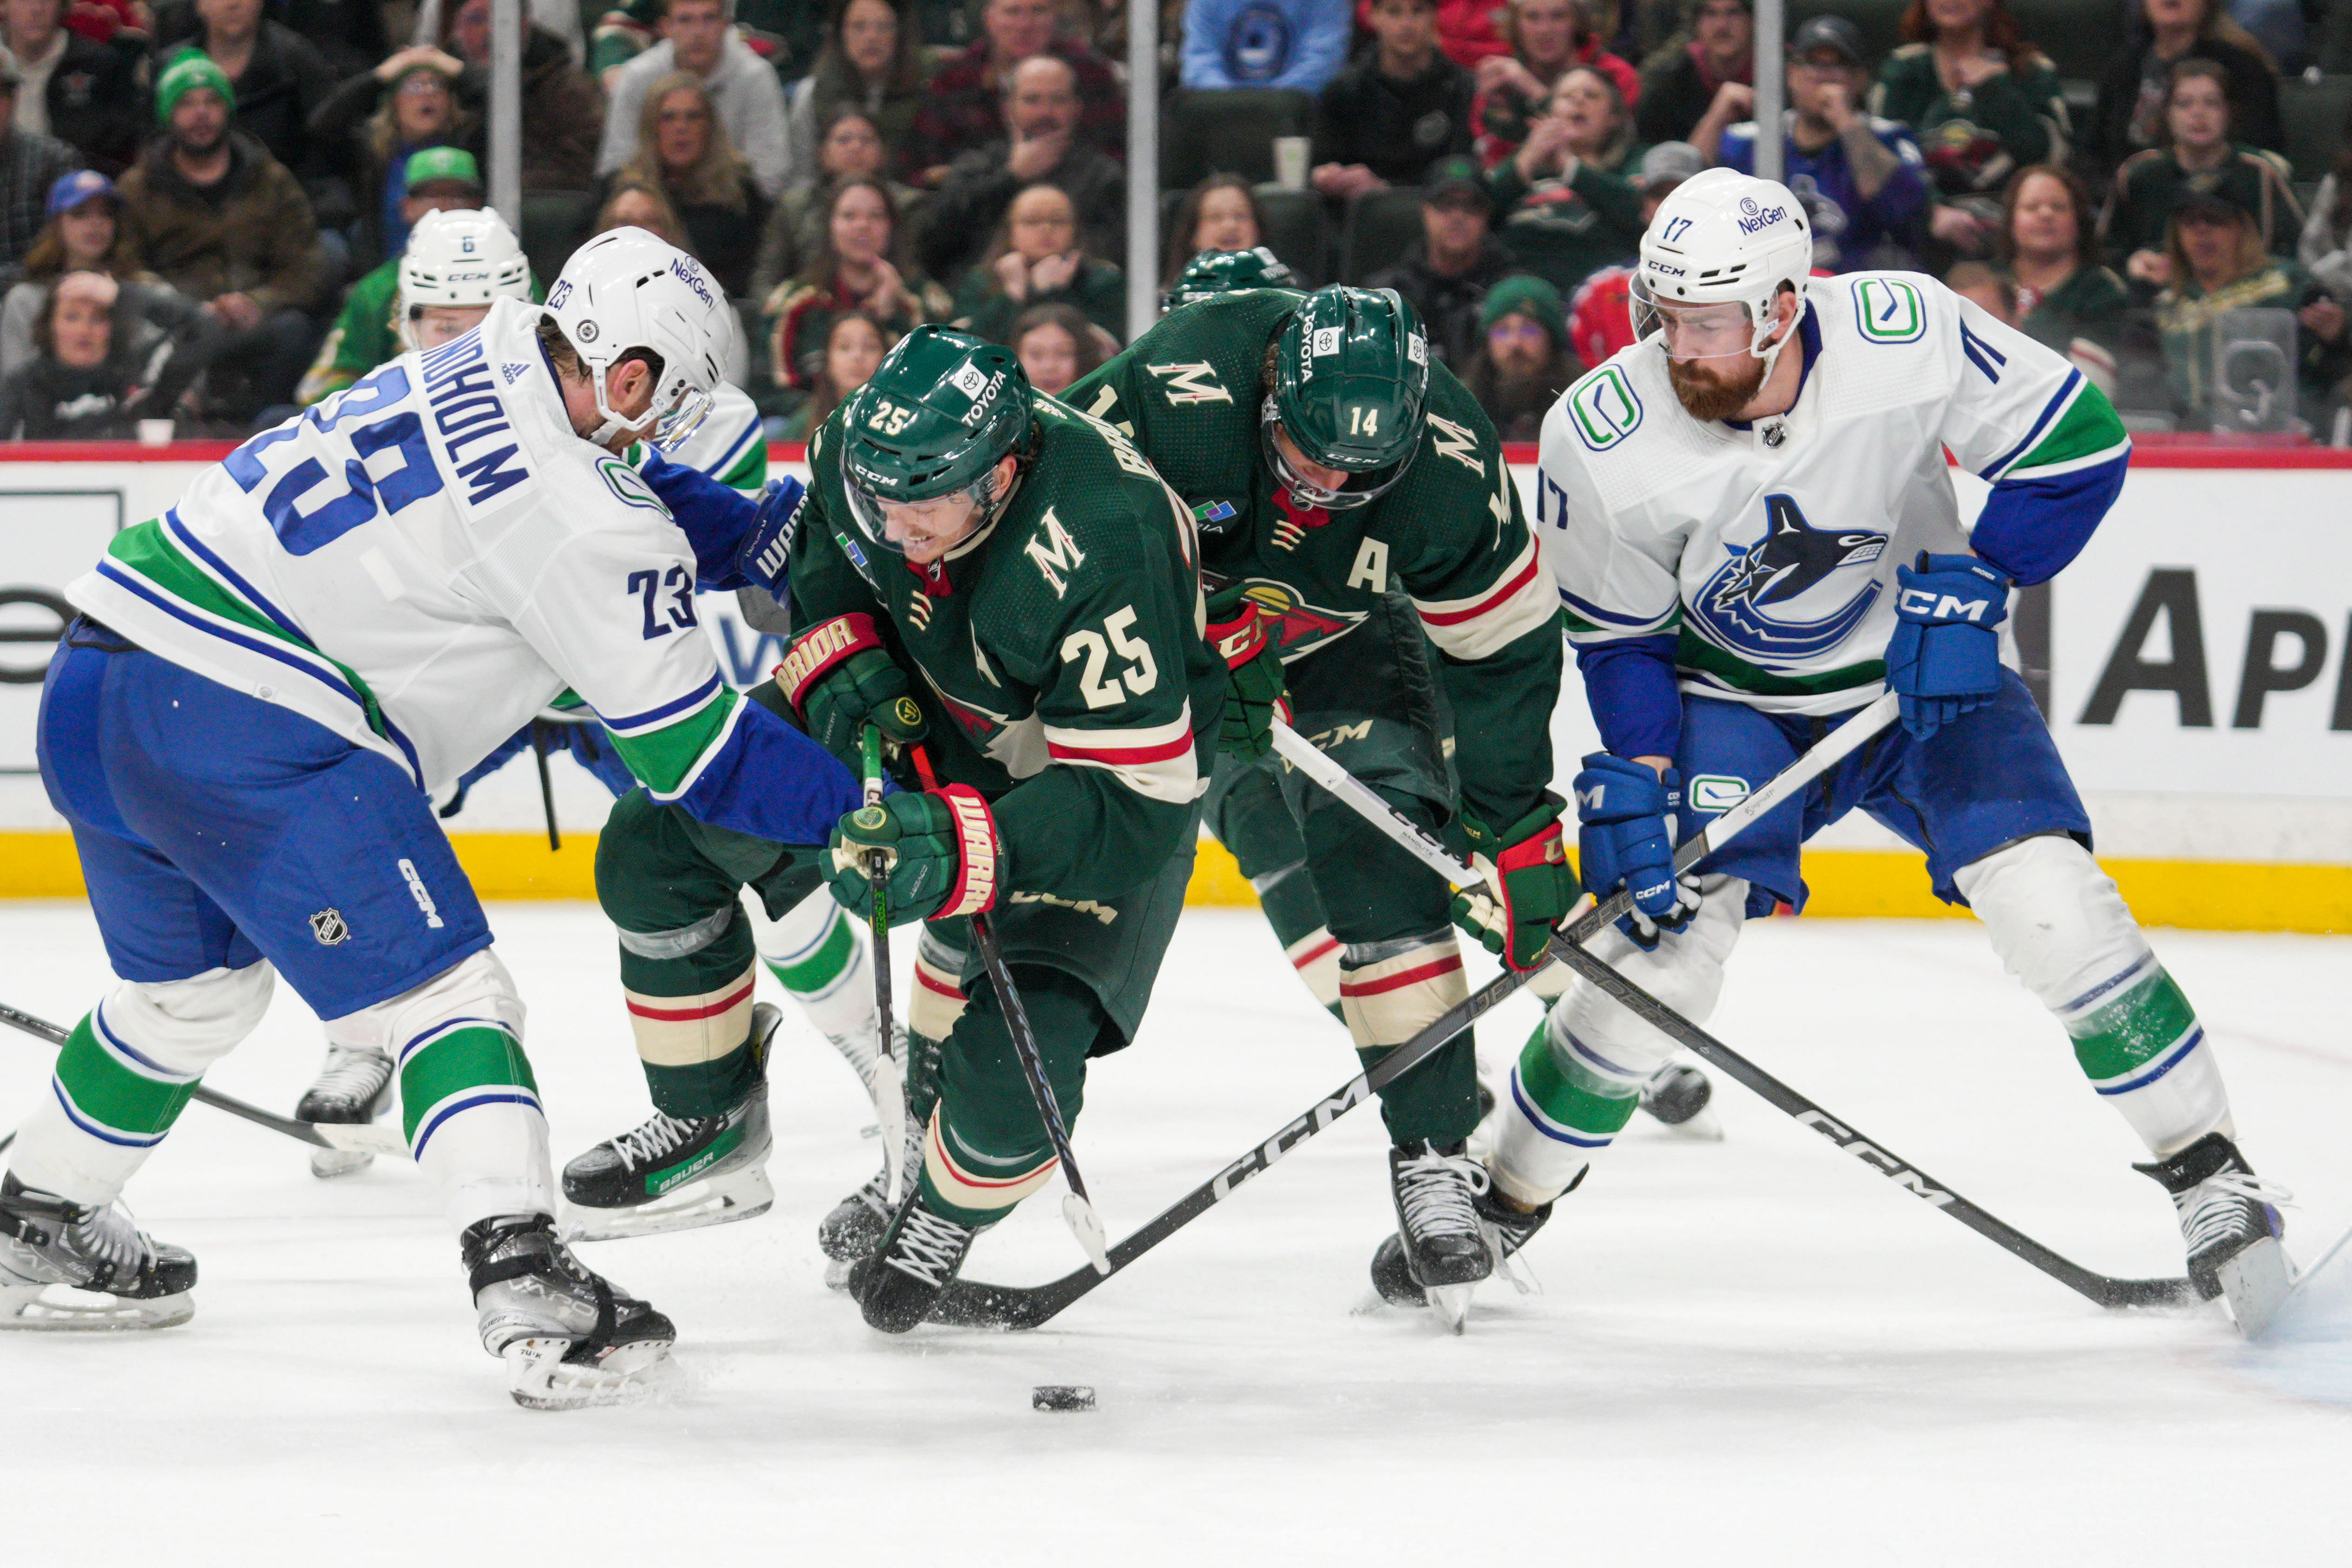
[598,455,669,515]
[1566,365,1642,452]
[1852,278,1926,344]
[1687,774,1751,813]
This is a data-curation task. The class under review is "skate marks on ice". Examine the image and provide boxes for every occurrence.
[2236,1223,2352,1401]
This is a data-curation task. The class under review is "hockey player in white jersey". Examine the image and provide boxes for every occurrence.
[4,228,865,1404]
[1480,169,2290,1328]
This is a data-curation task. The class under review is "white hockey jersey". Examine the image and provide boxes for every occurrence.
[1534,271,2129,728]
[71,297,742,800]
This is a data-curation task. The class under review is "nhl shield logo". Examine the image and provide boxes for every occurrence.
[309,909,350,946]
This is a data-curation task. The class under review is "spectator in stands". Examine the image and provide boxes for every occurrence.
[1472,0,1638,169]
[295,148,497,405]
[600,0,791,200]
[1718,16,1931,273]
[2091,0,2282,172]
[1462,273,1573,438]
[774,306,891,438]
[595,176,691,244]
[443,0,603,193]
[1872,0,2069,257]
[1314,0,1475,197]
[118,54,325,419]
[2298,96,2352,303]
[755,108,924,301]
[1008,299,1103,394]
[908,0,1124,185]
[921,53,1124,283]
[1160,171,1265,286]
[768,176,948,389]
[786,0,926,187]
[0,51,79,270]
[2103,59,2300,289]
[172,0,346,230]
[1567,138,1699,366]
[2000,164,2128,360]
[0,270,200,436]
[1350,0,1518,67]
[1635,0,1750,148]
[0,0,140,176]
[1181,0,1350,90]
[1363,164,1520,366]
[2142,184,2348,420]
[309,47,479,269]
[1,170,219,384]
[950,178,1122,344]
[160,0,387,82]
[609,73,770,296]
[1487,64,1644,297]
[1943,257,2016,319]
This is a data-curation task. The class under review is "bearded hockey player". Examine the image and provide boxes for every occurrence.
[586,324,1223,1332]
[1062,285,1576,1325]
[1486,167,2290,1328]
[5,229,869,1405]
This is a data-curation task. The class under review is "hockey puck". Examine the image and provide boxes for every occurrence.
[1032,1384,1095,1411]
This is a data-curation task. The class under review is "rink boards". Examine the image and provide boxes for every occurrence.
[0,441,2346,931]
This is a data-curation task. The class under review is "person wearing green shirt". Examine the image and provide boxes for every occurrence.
[1487,64,1645,299]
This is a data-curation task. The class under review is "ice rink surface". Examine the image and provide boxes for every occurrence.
[3,900,2350,1563]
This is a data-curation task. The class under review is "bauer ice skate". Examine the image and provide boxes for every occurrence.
[561,1003,780,1241]
[297,1044,395,1178]
[0,1173,195,1330]
[2135,1132,2294,1334]
[849,1197,982,1333]
[1384,1141,1494,1332]
[464,1214,674,1408]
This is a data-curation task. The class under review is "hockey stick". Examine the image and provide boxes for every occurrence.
[858,725,907,1206]
[927,697,1900,1329]
[0,1001,409,1157]
[531,720,561,852]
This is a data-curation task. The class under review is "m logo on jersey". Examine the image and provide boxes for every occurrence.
[1145,361,1232,405]
[1566,365,1642,451]
[1024,509,1087,597]
[1692,493,1886,660]
[1425,413,1484,475]
[1853,278,1926,344]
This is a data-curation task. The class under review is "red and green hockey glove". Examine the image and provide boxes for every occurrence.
[1204,583,1291,760]
[779,612,927,770]
[828,784,1002,926]
[1451,797,1581,972]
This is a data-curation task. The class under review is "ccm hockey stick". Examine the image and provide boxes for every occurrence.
[0,1000,408,1159]
[928,696,1899,1329]
[858,725,908,1206]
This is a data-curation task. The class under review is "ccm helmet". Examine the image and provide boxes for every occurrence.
[397,209,532,350]
[1160,245,1302,313]
[838,325,1034,555]
[1630,167,1814,379]
[1263,285,1428,511]
[544,225,731,447]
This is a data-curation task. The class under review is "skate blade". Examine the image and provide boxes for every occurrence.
[308,1148,375,1179]
[0,1281,193,1331]
[1427,1283,1474,1335]
[561,1168,775,1243]
[503,1337,668,1410]
[2220,1236,2297,1340]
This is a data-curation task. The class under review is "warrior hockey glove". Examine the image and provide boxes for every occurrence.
[780,612,928,771]
[1886,551,2010,742]
[1205,583,1291,759]
[732,476,806,598]
[1451,798,1580,972]
[1574,753,1699,950]
[828,785,1001,925]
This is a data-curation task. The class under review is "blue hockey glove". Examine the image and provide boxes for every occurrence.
[1885,552,2010,742]
[731,476,806,599]
[1574,753,1699,949]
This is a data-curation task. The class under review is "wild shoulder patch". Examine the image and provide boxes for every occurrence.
[1853,277,1926,344]
[1566,365,1642,452]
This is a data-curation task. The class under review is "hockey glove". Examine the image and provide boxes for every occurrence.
[1449,799,1580,972]
[780,612,928,771]
[732,476,806,599]
[1885,551,2010,742]
[828,785,1002,926]
[1205,583,1291,759]
[1574,753,1700,950]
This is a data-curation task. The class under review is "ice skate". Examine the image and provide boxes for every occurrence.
[1372,1185,1552,1309]
[1385,1141,1493,1332]
[0,1173,196,1330]
[820,1115,926,1275]
[1639,1062,1723,1141]
[465,1214,674,1408]
[297,1044,395,1178]
[2136,1133,2294,1334]
[561,1004,779,1241]
[848,1197,982,1333]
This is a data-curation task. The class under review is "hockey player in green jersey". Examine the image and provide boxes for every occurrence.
[590,325,1225,1332]
[1064,285,1578,1319]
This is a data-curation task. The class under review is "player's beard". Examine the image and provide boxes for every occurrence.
[1668,352,1769,423]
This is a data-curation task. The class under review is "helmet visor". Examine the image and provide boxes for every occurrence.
[651,382,713,449]
[1631,278,1759,361]
[839,441,1007,560]
[1260,396,1409,512]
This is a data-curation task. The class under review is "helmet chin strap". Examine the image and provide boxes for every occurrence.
[1746,289,1808,394]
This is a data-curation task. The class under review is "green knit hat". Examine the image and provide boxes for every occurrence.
[404,146,483,192]
[1480,274,1566,344]
[155,53,235,127]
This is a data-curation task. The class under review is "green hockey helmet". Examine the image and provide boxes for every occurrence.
[839,324,1034,553]
[1160,245,1302,313]
[1263,286,1428,511]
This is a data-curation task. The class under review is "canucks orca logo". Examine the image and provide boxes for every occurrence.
[1692,494,1886,660]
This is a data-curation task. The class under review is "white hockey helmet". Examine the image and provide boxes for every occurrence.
[544,226,731,448]
[1630,167,1813,376]
[397,209,532,350]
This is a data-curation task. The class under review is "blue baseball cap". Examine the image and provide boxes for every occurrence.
[47,169,115,218]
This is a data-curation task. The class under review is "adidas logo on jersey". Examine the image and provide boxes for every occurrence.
[502,362,530,384]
